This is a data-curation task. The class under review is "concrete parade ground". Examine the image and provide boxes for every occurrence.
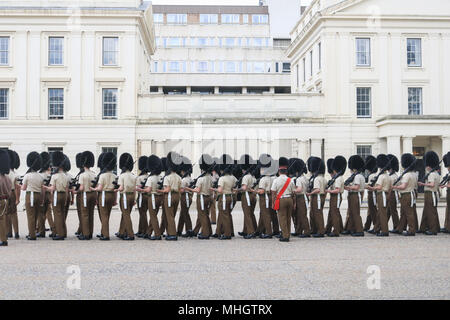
[0,202,448,300]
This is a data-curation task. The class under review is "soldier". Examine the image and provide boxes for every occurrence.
[213,154,235,238]
[136,155,163,240]
[91,152,117,241]
[117,153,137,241]
[186,154,214,240]
[306,157,327,238]
[158,157,168,236]
[21,152,44,240]
[387,154,400,232]
[440,152,450,233]
[178,157,194,237]
[343,155,365,237]
[210,162,219,225]
[325,156,347,237]
[293,158,311,238]
[236,154,257,239]
[418,151,441,235]
[73,153,84,237]
[135,156,149,238]
[94,152,106,238]
[6,150,20,239]
[43,151,69,240]
[364,156,378,233]
[62,155,72,238]
[37,152,53,238]
[392,153,417,236]
[367,154,392,237]
[77,151,96,240]
[0,150,12,246]
[271,157,295,242]
[323,158,334,235]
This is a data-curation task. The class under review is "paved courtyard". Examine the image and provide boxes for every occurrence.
[0,202,448,300]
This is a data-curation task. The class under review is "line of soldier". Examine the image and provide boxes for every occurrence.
[0,148,449,245]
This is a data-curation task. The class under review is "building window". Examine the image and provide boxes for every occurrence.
[197,61,208,73]
[243,15,249,24]
[48,37,64,66]
[221,14,240,24]
[48,147,63,157]
[357,145,372,159]
[102,88,118,119]
[168,61,186,73]
[102,37,118,66]
[302,58,306,82]
[153,61,158,73]
[48,88,64,120]
[102,147,118,173]
[408,87,423,115]
[309,51,313,76]
[252,14,268,24]
[224,38,235,47]
[0,37,9,66]
[253,62,265,73]
[407,38,422,67]
[153,13,164,24]
[200,14,218,24]
[282,62,291,73]
[356,38,371,66]
[296,65,299,89]
[0,89,8,119]
[318,42,321,70]
[167,37,184,47]
[167,14,187,25]
[356,87,371,118]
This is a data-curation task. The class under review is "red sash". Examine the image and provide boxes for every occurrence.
[273,178,291,211]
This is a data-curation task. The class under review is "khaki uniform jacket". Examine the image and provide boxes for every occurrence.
[196,174,212,196]
[218,174,237,194]
[145,175,160,194]
[271,175,295,197]
[118,171,137,193]
[98,172,117,191]
[23,172,44,192]
[163,172,182,192]
[424,171,440,192]
[50,172,69,192]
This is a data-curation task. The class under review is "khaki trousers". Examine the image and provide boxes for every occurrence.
[241,191,257,235]
[295,195,311,235]
[6,191,18,236]
[177,193,192,233]
[163,192,180,237]
[277,197,293,239]
[63,192,71,237]
[80,192,97,237]
[25,192,42,239]
[147,193,163,237]
[365,191,378,230]
[119,193,135,237]
[137,193,149,234]
[445,189,450,231]
[52,192,67,237]
[210,193,217,224]
[217,194,233,237]
[387,190,400,230]
[327,193,343,235]
[258,194,273,235]
[76,193,82,234]
[376,192,389,234]
[197,194,212,237]
[419,191,440,234]
[0,199,8,242]
[37,192,53,234]
[346,192,363,233]
[397,192,416,233]
[99,191,116,238]
[310,194,326,235]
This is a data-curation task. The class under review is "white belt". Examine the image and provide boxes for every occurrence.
[358,192,362,207]
[137,193,141,209]
[245,191,250,206]
[382,191,387,208]
[53,191,57,207]
[432,192,438,207]
[185,192,190,207]
[317,195,321,210]
[200,194,205,211]
[395,191,399,207]
[151,193,156,210]
[304,193,309,208]
[168,191,172,208]
[410,191,415,207]
[83,192,87,208]
[265,193,269,209]
[30,191,34,207]
[123,193,127,210]
[102,191,105,207]
[222,193,226,211]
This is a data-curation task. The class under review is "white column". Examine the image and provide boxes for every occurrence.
[242,87,247,94]
[310,139,322,158]
[191,139,203,177]
[186,86,191,95]
[387,136,401,160]
[28,31,41,120]
[155,140,165,157]
[69,31,82,120]
[402,136,414,154]
[139,140,152,157]
[297,139,309,160]
[442,136,450,155]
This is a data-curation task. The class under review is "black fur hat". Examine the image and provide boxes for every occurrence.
[309,157,322,173]
[147,155,162,175]
[220,154,234,173]
[166,152,182,173]
[181,156,192,174]
[160,157,167,172]
[97,153,105,170]
[259,154,272,168]
[401,153,416,169]
[424,151,439,169]
[7,150,15,170]
[376,154,389,169]
[326,158,334,175]
[332,156,347,173]
[318,159,326,175]
[138,156,148,172]
[81,151,95,168]
[40,152,51,171]
[0,149,10,175]
[278,157,289,169]
[387,154,399,172]
[365,156,377,173]
[238,154,255,170]
[12,151,20,170]
[307,157,314,172]
[27,152,42,172]
[444,152,450,167]
[119,153,134,172]
[349,155,365,171]
[199,154,214,172]
[102,152,117,171]
[51,151,66,168]
[62,155,71,172]
[232,160,243,179]
[75,153,83,169]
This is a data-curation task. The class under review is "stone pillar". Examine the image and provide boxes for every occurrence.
[297,139,309,159]
[139,140,152,157]
[442,136,450,155]
[158,86,163,94]
[310,139,322,158]
[155,140,165,157]
[387,136,401,160]
[402,136,414,154]
[242,87,247,94]
[186,86,191,95]
[214,87,220,94]
[191,139,203,177]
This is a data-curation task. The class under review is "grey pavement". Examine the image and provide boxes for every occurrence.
[0,203,448,300]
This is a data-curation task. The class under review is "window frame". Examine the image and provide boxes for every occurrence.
[356,87,372,118]
[252,14,269,25]
[0,36,10,66]
[356,145,372,159]
[48,88,64,120]
[0,88,9,120]
[356,37,371,67]
[407,38,422,67]
[153,13,164,24]
[167,14,187,25]
[199,14,218,25]
[102,88,118,120]
[221,14,240,24]
[408,87,423,115]
[48,36,64,66]
[102,36,119,66]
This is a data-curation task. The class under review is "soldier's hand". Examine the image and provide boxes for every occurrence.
[16,199,20,205]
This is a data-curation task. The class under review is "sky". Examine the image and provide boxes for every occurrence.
[151,0,312,6]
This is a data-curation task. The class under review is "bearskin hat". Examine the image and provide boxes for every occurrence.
[211,157,220,174]
[75,153,83,169]
[51,151,66,168]
[376,154,389,169]
[444,152,450,167]
[102,152,117,171]
[424,151,440,169]
[27,152,42,172]
[278,157,289,169]
[81,151,95,168]
[238,154,255,171]
[259,154,272,168]
[349,155,365,171]
[97,153,105,170]
[326,158,334,175]
[166,152,182,173]
[318,159,326,175]
[387,154,399,172]
[12,151,20,170]
[309,157,322,173]
[147,155,162,175]
[364,156,377,173]
[119,153,134,172]
[0,149,10,175]
[160,157,167,172]
[307,157,314,172]
[62,155,71,172]
[220,154,234,173]
[199,154,214,172]
[401,153,416,169]
[138,156,148,172]
[332,156,347,173]
[263,158,279,176]
[40,152,51,171]
[7,150,15,170]
[180,156,193,175]
[232,160,243,179]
